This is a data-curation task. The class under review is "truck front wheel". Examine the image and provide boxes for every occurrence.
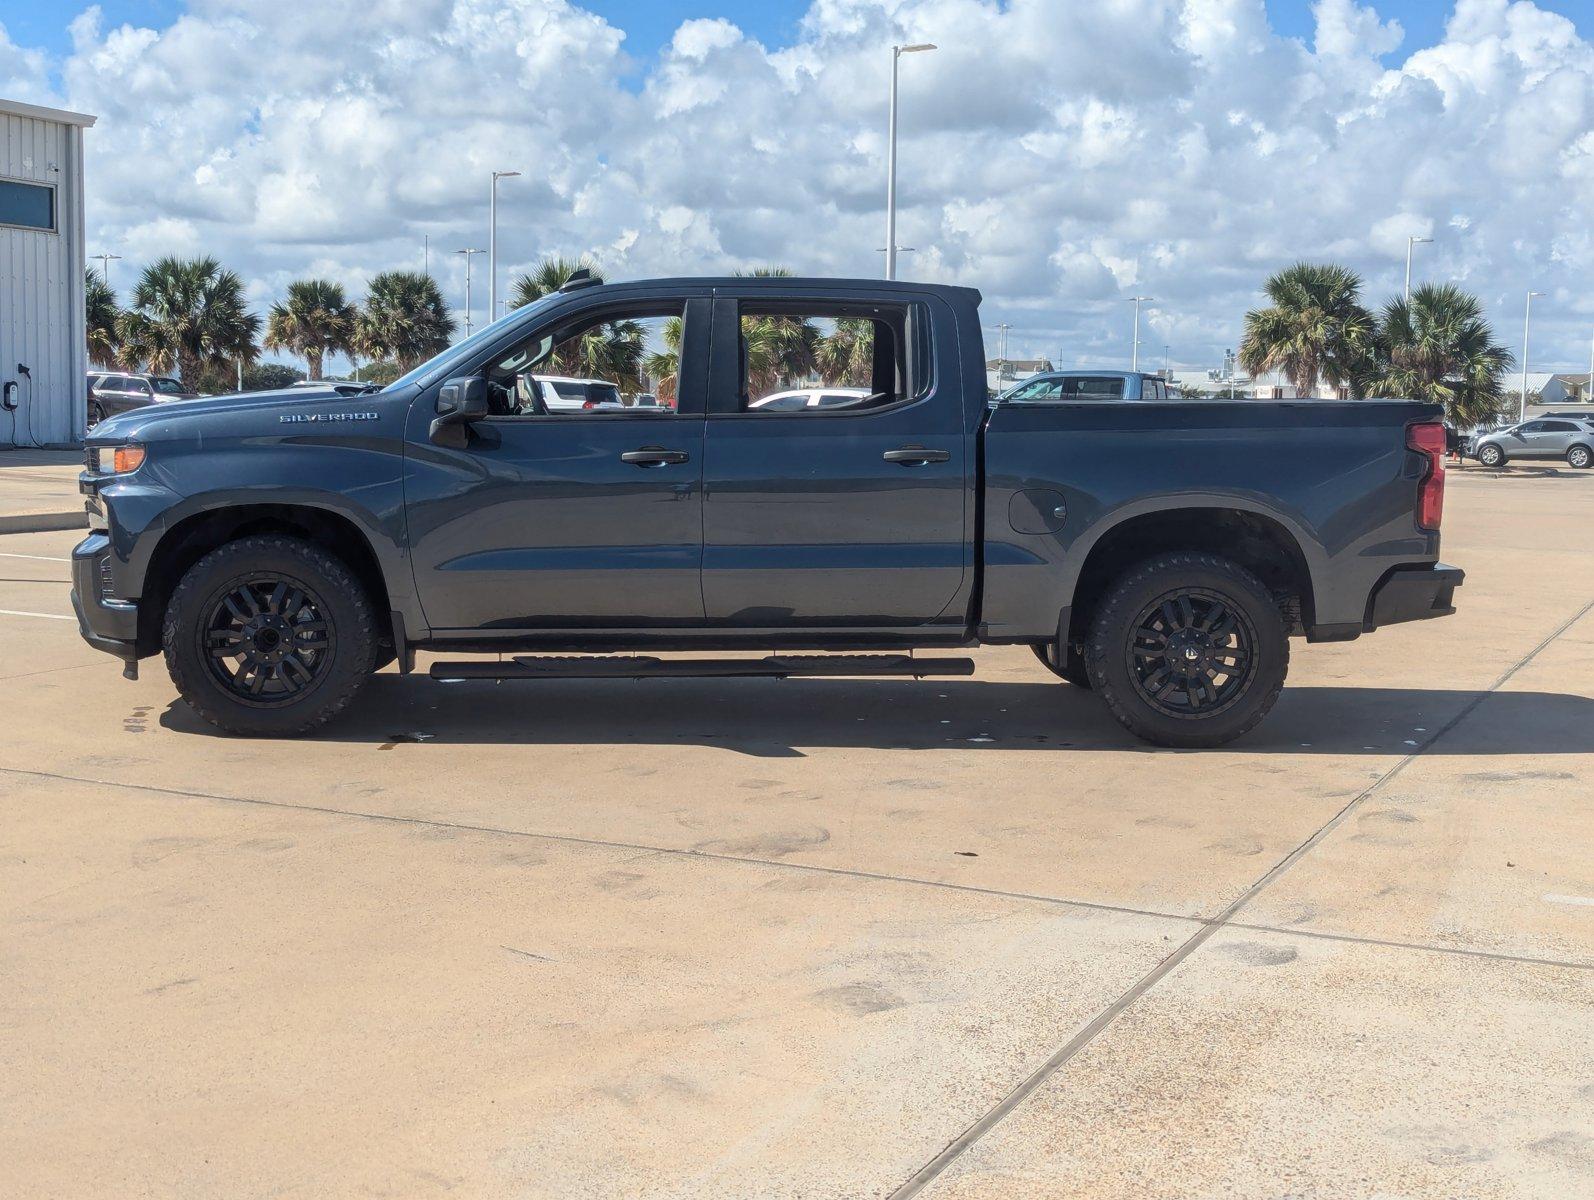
[1085,552,1288,748]
[163,535,377,736]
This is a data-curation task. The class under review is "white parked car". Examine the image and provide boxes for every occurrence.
[748,387,872,412]
[532,375,625,411]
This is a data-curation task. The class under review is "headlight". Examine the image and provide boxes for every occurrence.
[93,446,146,474]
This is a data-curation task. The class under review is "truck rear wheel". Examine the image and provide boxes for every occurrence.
[1031,641,1091,688]
[1085,552,1288,748]
[163,535,377,736]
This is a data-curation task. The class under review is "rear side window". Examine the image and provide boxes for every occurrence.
[734,300,932,414]
[1541,421,1577,432]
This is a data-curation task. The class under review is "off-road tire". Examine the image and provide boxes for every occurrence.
[1085,552,1288,748]
[87,401,105,428]
[1478,444,1505,468]
[1568,445,1592,470]
[163,535,377,736]
[1031,640,1092,688]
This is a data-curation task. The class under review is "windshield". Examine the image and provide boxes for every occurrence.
[381,293,563,393]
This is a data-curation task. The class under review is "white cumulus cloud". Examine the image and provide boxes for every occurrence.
[5,0,1591,371]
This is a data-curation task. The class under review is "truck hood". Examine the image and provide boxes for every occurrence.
[87,386,394,443]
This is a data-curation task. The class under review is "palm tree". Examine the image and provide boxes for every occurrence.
[1369,283,1513,427]
[354,271,455,370]
[117,255,260,383]
[85,269,120,368]
[509,255,604,308]
[735,267,818,395]
[508,255,647,388]
[643,316,685,405]
[264,279,357,380]
[1239,262,1376,397]
[551,318,646,391]
[816,318,875,387]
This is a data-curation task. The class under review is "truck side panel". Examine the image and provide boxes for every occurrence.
[979,400,1440,640]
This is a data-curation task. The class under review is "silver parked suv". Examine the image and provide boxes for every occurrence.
[1470,418,1594,469]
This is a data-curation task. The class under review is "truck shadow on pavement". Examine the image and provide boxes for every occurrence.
[163,675,1594,757]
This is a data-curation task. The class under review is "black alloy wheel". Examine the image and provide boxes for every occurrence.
[164,534,376,736]
[1085,551,1288,747]
[202,576,332,702]
[1126,588,1256,717]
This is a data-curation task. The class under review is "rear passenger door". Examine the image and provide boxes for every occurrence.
[1536,420,1580,457]
[699,289,973,629]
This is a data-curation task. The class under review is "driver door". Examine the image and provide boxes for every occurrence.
[403,292,711,631]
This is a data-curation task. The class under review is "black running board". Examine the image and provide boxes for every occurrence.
[429,654,976,681]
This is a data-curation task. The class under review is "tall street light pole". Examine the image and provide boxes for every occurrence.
[489,170,521,323]
[885,42,936,281]
[1404,235,1433,303]
[92,252,122,286]
[456,248,484,337]
[1125,297,1153,371]
[1520,290,1546,423]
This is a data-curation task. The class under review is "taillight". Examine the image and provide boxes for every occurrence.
[1408,421,1445,531]
[581,399,598,410]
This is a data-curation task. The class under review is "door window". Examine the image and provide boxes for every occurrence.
[482,303,688,417]
[728,301,932,414]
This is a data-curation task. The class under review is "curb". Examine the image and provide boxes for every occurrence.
[0,512,88,535]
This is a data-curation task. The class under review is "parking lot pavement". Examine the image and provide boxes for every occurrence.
[0,450,85,532]
[2,470,1591,1198]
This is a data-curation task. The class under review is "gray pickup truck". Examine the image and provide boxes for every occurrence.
[73,273,1461,747]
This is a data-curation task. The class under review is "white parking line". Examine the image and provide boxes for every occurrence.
[0,608,74,621]
[0,553,69,562]
[1544,894,1594,908]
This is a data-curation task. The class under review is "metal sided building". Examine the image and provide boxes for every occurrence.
[1,97,96,448]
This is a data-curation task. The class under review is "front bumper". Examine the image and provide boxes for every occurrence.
[1366,562,1464,630]
[71,533,143,669]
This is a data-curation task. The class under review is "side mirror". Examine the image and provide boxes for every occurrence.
[430,376,489,445]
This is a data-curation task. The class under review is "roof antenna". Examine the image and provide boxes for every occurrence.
[558,268,601,293]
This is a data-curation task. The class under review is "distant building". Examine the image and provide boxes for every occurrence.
[986,358,1053,392]
[1533,373,1591,405]
[1,97,96,447]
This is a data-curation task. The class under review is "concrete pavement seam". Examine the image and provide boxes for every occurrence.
[1224,920,1594,973]
[885,592,1594,1200]
[0,763,1202,929]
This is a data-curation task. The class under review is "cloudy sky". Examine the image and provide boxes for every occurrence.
[2,0,1591,376]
